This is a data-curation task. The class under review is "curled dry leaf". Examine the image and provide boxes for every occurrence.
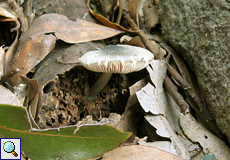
[144,111,190,159]
[102,145,184,160]
[180,114,230,160]
[0,2,20,32]
[0,2,17,19]
[127,0,142,25]
[20,76,39,121]
[87,0,134,33]
[138,140,177,156]
[120,35,145,48]
[142,1,159,32]
[115,76,149,135]
[137,60,167,114]
[136,60,194,159]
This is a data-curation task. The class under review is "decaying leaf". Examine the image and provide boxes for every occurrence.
[76,113,121,129]
[102,145,184,160]
[180,114,230,160]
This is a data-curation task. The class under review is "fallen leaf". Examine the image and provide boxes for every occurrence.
[120,35,145,48]
[115,76,149,135]
[102,145,184,160]
[8,34,56,86]
[87,0,134,33]
[20,76,38,102]
[180,113,230,160]
[142,1,159,32]
[0,2,19,32]
[137,83,164,114]
[137,60,167,114]
[0,2,17,19]
[127,0,142,26]
[135,60,194,159]
[138,140,177,156]
[20,76,39,119]
[0,104,131,160]
[0,85,22,107]
[20,13,122,44]
[7,13,122,86]
[144,106,190,159]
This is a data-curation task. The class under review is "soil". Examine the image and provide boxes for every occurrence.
[36,66,130,129]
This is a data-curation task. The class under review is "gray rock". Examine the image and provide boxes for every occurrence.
[158,0,230,141]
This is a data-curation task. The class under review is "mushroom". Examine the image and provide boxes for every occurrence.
[79,44,154,100]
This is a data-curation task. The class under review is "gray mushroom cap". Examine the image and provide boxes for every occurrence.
[79,44,154,73]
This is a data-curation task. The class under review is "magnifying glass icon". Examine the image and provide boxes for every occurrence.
[3,141,18,157]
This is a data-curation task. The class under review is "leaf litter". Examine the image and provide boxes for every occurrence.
[6,13,122,86]
[0,0,229,159]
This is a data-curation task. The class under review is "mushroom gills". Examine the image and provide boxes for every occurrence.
[88,73,113,101]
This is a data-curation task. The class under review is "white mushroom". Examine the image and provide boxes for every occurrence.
[79,44,154,100]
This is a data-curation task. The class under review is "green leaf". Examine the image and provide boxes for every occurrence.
[0,104,131,160]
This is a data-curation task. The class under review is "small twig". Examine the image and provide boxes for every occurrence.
[160,43,193,86]
[164,76,189,115]
[167,63,223,138]
[26,0,35,27]
[0,46,5,77]
[7,0,28,33]
[124,12,161,59]
[161,43,201,113]
[125,11,224,138]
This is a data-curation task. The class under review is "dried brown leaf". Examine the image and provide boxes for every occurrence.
[7,34,56,86]
[21,13,122,44]
[102,145,184,160]
[143,1,159,32]
[128,0,142,25]
[87,0,134,33]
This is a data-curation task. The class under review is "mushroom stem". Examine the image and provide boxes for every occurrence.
[88,73,113,101]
